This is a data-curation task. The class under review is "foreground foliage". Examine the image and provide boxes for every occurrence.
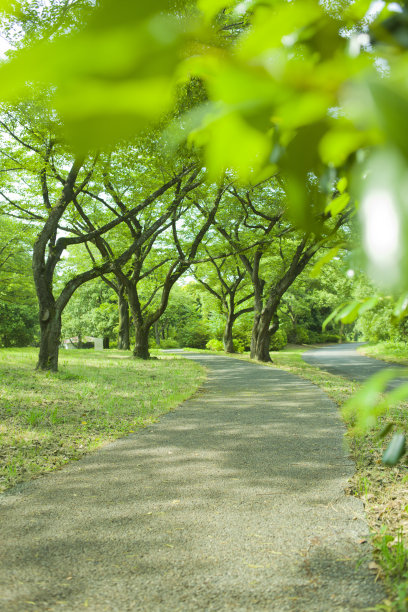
[0,348,205,493]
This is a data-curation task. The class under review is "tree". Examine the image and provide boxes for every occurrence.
[199,180,349,361]
[193,251,253,352]
[109,181,224,359]
[0,214,38,346]
[60,278,118,346]
[0,103,201,369]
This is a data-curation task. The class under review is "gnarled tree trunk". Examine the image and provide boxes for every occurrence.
[36,304,62,371]
[251,313,272,362]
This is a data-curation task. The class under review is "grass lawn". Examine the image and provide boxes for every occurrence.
[358,341,408,366]
[0,347,205,493]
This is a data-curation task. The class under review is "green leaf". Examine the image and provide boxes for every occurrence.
[323,297,380,328]
[343,368,405,431]
[238,0,322,58]
[198,0,237,20]
[309,246,341,278]
[325,192,350,217]
[190,111,271,181]
[319,128,367,166]
[322,302,345,331]
[0,0,16,15]
[382,433,406,466]
[393,294,408,321]
[342,0,373,22]
[369,81,408,159]
[275,91,333,130]
[337,177,348,193]
[335,300,362,324]
[377,422,394,440]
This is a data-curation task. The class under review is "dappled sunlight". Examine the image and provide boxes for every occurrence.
[0,353,383,610]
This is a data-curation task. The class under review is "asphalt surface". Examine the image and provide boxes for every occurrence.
[302,342,408,388]
[0,353,384,611]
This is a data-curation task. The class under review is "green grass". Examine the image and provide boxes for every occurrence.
[0,347,205,493]
[358,342,408,366]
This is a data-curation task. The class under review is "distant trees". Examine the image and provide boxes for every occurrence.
[0,216,38,347]
[193,180,349,361]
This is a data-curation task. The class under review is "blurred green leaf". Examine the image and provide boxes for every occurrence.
[275,91,333,130]
[322,302,345,331]
[198,0,237,20]
[325,192,350,217]
[319,128,367,166]
[190,111,271,181]
[310,246,341,278]
[382,433,406,466]
[337,177,348,193]
[335,300,362,324]
[238,0,322,58]
[0,0,17,15]
[343,368,407,431]
[370,81,408,159]
[341,0,373,22]
[393,293,408,321]
[0,2,183,149]
[323,296,380,329]
[377,421,394,440]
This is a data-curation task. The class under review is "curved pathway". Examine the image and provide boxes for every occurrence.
[302,342,408,388]
[0,354,383,611]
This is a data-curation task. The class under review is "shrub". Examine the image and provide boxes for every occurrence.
[322,333,340,343]
[295,327,309,344]
[206,338,224,351]
[233,340,245,353]
[306,330,322,344]
[270,328,287,351]
[177,321,210,349]
[160,338,180,349]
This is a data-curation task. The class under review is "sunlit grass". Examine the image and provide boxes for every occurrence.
[0,348,205,493]
[358,342,408,366]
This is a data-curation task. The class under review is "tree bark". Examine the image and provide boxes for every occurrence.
[223,314,235,353]
[154,321,161,346]
[133,324,150,359]
[252,312,272,362]
[36,305,62,371]
[117,285,130,350]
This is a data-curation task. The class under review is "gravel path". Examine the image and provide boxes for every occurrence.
[1,353,384,611]
[302,342,408,388]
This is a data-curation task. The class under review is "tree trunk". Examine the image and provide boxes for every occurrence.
[133,324,150,359]
[154,321,161,346]
[36,306,62,371]
[117,287,130,350]
[223,315,235,353]
[250,312,261,359]
[252,313,272,362]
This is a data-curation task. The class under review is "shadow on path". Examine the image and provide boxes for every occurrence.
[0,354,383,611]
